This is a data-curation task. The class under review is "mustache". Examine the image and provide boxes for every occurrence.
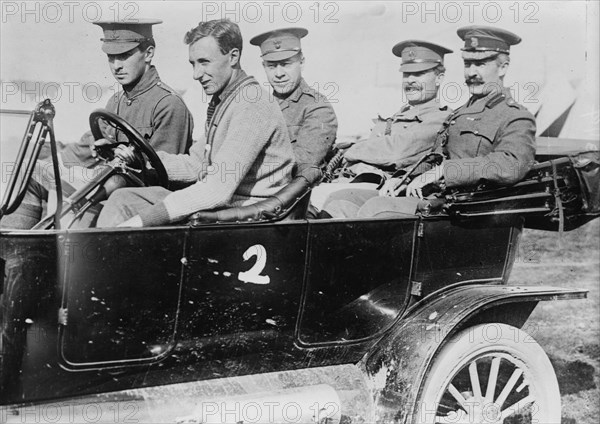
[466,77,484,85]
[403,83,422,90]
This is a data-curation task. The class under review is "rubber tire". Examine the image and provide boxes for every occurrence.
[415,323,561,424]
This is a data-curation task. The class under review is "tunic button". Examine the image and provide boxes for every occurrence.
[474,130,479,134]
[126,100,132,106]
[450,120,456,125]
[403,125,408,128]
[157,82,161,86]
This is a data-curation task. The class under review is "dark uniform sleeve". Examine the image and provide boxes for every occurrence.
[293,99,337,175]
[150,95,194,154]
[443,108,536,187]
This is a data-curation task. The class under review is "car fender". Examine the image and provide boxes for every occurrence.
[358,283,587,422]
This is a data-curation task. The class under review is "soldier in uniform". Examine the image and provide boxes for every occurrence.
[250,27,337,179]
[317,40,453,217]
[55,19,194,166]
[2,20,194,229]
[358,25,536,218]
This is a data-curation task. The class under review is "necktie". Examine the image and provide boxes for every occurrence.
[206,95,221,126]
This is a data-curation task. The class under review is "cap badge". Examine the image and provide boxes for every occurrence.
[407,50,416,61]
[274,40,281,49]
[470,37,478,47]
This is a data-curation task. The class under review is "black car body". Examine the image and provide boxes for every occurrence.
[1,102,599,423]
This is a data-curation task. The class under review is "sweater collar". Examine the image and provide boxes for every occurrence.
[212,69,248,104]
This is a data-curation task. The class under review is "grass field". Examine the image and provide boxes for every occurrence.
[510,219,599,424]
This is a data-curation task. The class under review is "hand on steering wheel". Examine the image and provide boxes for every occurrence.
[92,139,139,166]
[89,109,168,188]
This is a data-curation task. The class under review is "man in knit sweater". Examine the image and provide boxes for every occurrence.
[96,19,294,227]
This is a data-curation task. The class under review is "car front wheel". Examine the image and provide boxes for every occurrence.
[415,323,561,424]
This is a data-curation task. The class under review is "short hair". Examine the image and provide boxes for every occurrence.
[495,52,510,66]
[432,63,446,75]
[184,19,243,57]
[138,38,156,52]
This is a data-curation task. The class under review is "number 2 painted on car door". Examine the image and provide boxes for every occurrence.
[238,244,270,285]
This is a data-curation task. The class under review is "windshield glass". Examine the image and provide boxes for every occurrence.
[0,109,35,204]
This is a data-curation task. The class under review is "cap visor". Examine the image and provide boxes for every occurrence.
[261,50,299,62]
[102,41,139,55]
[400,62,438,73]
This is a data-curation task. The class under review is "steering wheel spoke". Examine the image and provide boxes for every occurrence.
[89,109,168,188]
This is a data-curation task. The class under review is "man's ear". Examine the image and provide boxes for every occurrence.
[498,60,509,78]
[143,46,155,64]
[435,72,445,86]
[229,48,240,66]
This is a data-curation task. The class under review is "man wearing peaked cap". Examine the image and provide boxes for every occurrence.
[95,19,162,55]
[1,19,194,230]
[452,25,521,98]
[356,26,537,219]
[51,19,194,164]
[404,24,536,190]
[317,40,453,218]
[250,27,337,179]
[81,19,193,160]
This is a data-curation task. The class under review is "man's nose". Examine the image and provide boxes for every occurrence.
[193,65,204,80]
[274,65,286,77]
[466,63,478,75]
[111,59,122,70]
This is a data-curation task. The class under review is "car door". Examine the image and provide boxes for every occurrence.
[58,227,187,370]
[176,221,308,372]
[298,217,418,345]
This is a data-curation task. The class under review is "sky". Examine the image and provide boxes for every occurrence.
[1,0,599,143]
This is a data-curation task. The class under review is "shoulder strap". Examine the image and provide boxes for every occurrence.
[486,92,506,109]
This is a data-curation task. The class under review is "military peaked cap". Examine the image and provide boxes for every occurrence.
[94,19,162,55]
[250,27,308,61]
[392,40,453,72]
[457,25,521,60]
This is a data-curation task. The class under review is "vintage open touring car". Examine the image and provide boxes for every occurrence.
[0,99,599,423]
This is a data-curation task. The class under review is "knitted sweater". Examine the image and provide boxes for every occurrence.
[138,72,295,226]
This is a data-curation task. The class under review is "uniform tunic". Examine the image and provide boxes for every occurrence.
[53,65,194,167]
[354,88,537,219]
[277,78,337,176]
[344,98,450,173]
[314,99,449,215]
[438,88,536,187]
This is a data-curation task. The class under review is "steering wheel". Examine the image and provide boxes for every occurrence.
[89,109,168,188]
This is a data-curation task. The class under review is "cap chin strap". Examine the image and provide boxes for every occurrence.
[261,47,301,57]
[101,37,148,43]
